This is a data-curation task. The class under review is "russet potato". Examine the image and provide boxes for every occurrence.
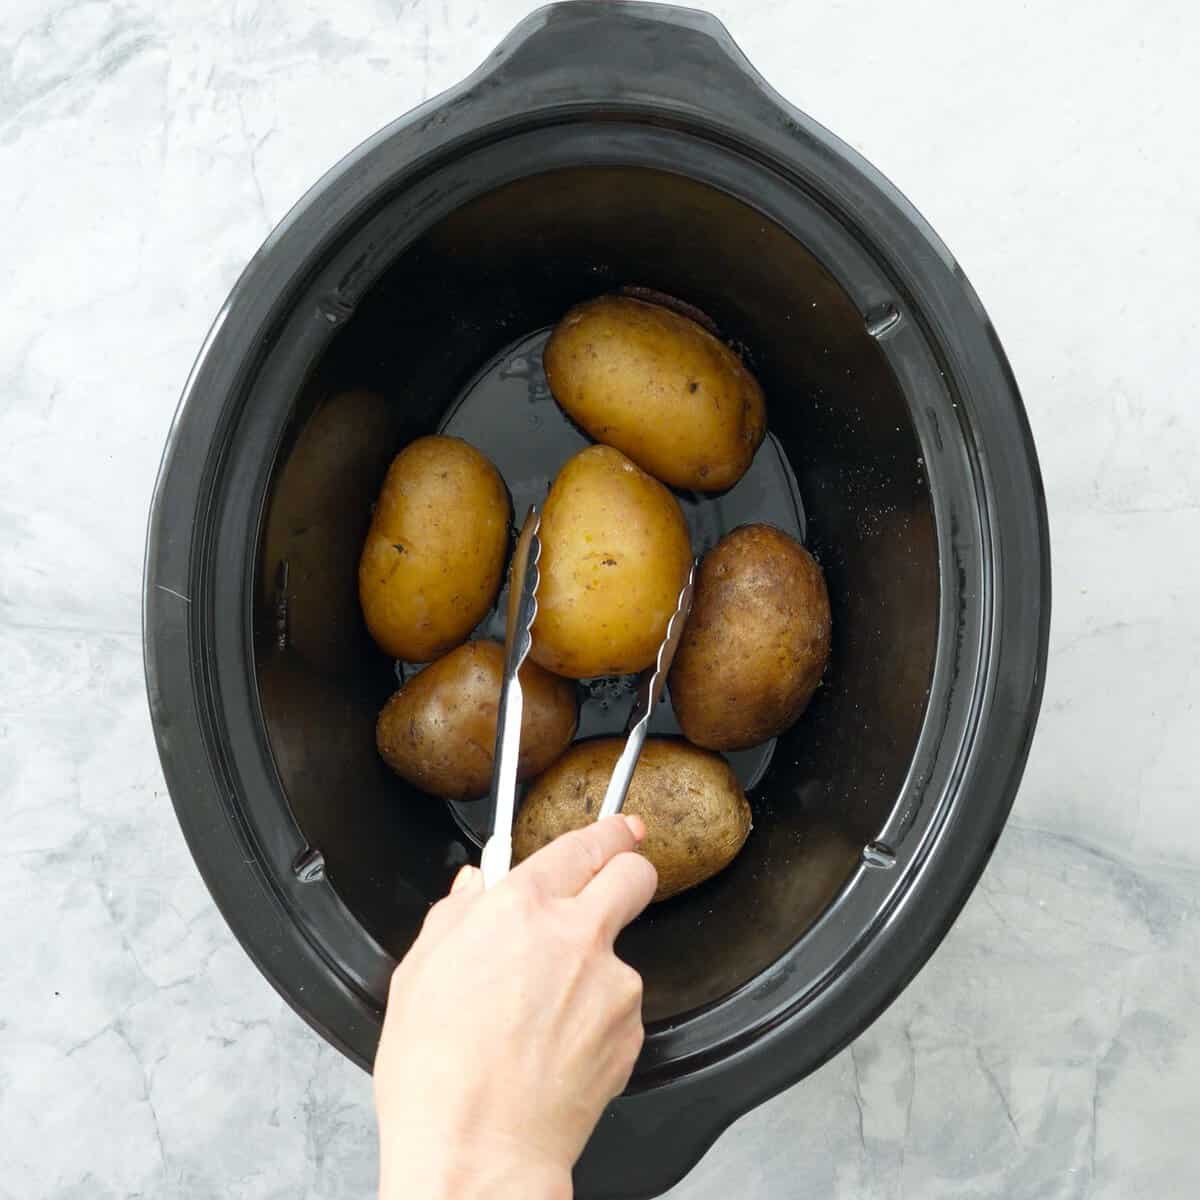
[669,523,831,751]
[513,738,751,901]
[376,640,577,800]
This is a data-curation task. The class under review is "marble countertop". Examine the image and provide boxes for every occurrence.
[2,1,1196,1197]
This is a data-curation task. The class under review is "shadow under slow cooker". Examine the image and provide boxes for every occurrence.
[254,166,937,1025]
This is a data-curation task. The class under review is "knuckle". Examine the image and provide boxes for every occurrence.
[498,879,540,918]
[566,829,606,876]
[627,1018,646,1059]
[625,967,645,1005]
[613,1020,645,1083]
[515,867,551,906]
[616,963,644,1008]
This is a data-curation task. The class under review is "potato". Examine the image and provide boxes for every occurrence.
[543,295,766,491]
[669,523,831,751]
[376,641,577,800]
[530,445,692,679]
[359,436,511,661]
[513,738,751,901]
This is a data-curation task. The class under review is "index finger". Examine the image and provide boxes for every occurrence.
[510,815,642,899]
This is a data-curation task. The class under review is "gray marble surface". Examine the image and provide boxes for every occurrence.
[2,1,1197,1197]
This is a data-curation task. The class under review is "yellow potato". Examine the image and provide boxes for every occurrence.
[359,436,511,661]
[543,295,766,491]
[531,445,692,678]
[376,641,577,800]
[669,523,831,751]
[513,738,751,901]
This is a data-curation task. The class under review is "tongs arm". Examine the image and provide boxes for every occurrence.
[480,507,542,889]
[597,560,697,819]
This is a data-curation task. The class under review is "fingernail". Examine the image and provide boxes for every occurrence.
[622,815,646,842]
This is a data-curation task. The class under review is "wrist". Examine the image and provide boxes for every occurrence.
[380,1140,572,1200]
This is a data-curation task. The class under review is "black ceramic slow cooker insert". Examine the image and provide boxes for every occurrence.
[143,5,1051,1197]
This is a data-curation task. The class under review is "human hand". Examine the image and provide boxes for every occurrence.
[374,814,659,1200]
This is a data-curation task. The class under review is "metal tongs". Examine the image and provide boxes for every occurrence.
[480,505,697,889]
[480,506,543,890]
[596,559,697,819]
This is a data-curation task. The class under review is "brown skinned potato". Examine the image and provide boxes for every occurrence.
[376,641,577,800]
[359,436,511,661]
[669,524,831,751]
[513,738,751,902]
[543,295,766,491]
[530,445,692,679]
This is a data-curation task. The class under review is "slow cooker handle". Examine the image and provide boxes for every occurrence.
[467,1,796,139]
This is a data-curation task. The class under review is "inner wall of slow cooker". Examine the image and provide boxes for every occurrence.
[255,167,937,1022]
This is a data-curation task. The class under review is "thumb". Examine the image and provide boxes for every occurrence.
[450,864,483,897]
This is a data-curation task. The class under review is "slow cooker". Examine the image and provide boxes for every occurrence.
[144,5,1050,1196]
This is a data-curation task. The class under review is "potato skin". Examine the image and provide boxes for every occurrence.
[531,445,692,679]
[543,295,766,492]
[376,641,577,800]
[513,738,751,902]
[359,436,511,661]
[669,524,831,751]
